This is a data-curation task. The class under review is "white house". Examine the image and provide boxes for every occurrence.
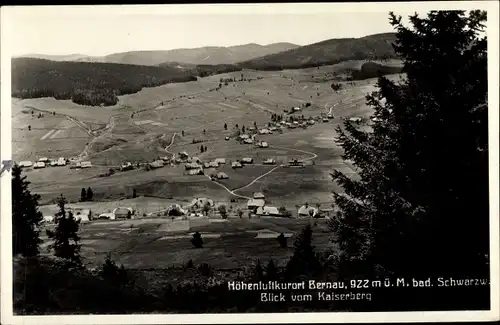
[185,162,202,170]
[18,161,33,168]
[113,207,134,219]
[215,158,226,164]
[239,134,250,140]
[209,161,219,168]
[263,158,276,165]
[38,157,49,162]
[256,206,280,216]
[241,157,254,164]
[293,107,302,112]
[186,168,203,175]
[80,161,92,168]
[243,138,253,144]
[258,141,269,148]
[253,192,265,199]
[33,162,46,169]
[349,117,362,123]
[298,204,319,218]
[57,157,66,166]
[232,161,243,168]
[216,172,229,179]
[72,208,91,223]
[190,198,214,210]
[98,212,116,220]
[247,199,266,209]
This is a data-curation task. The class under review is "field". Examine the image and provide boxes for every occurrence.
[39,216,334,269]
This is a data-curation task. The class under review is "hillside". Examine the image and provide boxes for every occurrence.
[17,42,300,66]
[351,61,403,80]
[11,58,197,106]
[238,33,398,70]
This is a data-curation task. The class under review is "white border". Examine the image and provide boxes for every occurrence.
[1,2,499,324]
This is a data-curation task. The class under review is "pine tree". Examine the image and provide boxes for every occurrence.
[12,165,43,257]
[330,11,488,280]
[46,194,82,266]
[80,188,87,202]
[132,188,137,198]
[265,259,279,281]
[191,232,203,248]
[224,123,227,130]
[253,259,264,281]
[86,187,93,201]
[286,224,321,279]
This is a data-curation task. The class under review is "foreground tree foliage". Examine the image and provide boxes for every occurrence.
[330,10,488,282]
[12,165,43,257]
[46,195,82,266]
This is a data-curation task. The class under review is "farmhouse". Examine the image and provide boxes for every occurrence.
[192,157,202,164]
[258,129,271,135]
[50,160,58,167]
[72,208,91,223]
[256,206,280,216]
[203,162,211,169]
[161,156,171,162]
[243,138,254,144]
[215,158,226,164]
[298,204,319,218]
[80,161,92,168]
[69,162,81,169]
[43,215,54,223]
[18,161,33,168]
[263,158,276,165]
[288,159,304,167]
[57,157,66,166]
[253,192,265,199]
[209,161,219,168]
[33,162,46,169]
[178,152,189,159]
[241,157,254,164]
[186,168,203,175]
[167,204,186,216]
[149,160,164,169]
[247,199,265,210]
[239,134,250,140]
[113,207,134,219]
[216,172,229,179]
[292,107,302,112]
[258,141,269,148]
[349,117,362,123]
[38,157,49,163]
[190,198,214,209]
[308,119,315,125]
[98,212,115,220]
[327,113,334,119]
[121,162,133,170]
[185,162,202,170]
[232,161,243,168]
[322,118,329,123]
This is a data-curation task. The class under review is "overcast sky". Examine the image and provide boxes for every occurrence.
[1,4,487,57]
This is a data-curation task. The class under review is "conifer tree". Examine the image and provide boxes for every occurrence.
[80,188,87,202]
[47,194,82,266]
[86,187,93,201]
[286,224,321,279]
[330,11,488,279]
[265,259,279,281]
[12,165,43,257]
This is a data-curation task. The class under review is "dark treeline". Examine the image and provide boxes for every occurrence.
[11,58,197,106]
[158,63,243,77]
[350,62,403,80]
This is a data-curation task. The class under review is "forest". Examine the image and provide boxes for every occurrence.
[11,58,197,106]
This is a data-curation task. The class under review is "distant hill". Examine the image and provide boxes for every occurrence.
[17,42,300,66]
[238,33,398,70]
[17,53,91,62]
[11,58,197,107]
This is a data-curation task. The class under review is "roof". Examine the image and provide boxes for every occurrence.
[247,199,265,207]
[113,207,133,215]
[18,161,33,167]
[242,157,253,162]
[256,206,280,216]
[185,162,201,169]
[215,158,226,164]
[232,161,242,167]
[217,172,229,178]
[253,192,265,199]
[298,205,319,216]
[239,134,250,139]
[191,198,214,207]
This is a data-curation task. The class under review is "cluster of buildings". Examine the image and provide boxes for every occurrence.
[17,157,93,170]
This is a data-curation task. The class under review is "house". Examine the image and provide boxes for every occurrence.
[253,192,265,199]
[247,199,266,210]
[186,168,203,175]
[256,206,280,216]
[209,161,219,168]
[322,118,329,123]
[178,151,189,159]
[215,158,226,164]
[258,129,271,135]
[239,134,250,140]
[33,162,46,169]
[225,136,230,141]
[258,141,269,148]
[293,107,302,112]
[150,160,164,169]
[298,204,319,218]
[43,215,54,223]
[327,113,334,119]
[80,161,92,168]
[38,157,49,162]
[185,162,202,170]
[288,159,304,167]
[308,119,315,125]
[167,204,186,216]
[190,198,214,210]
[18,161,33,168]
[113,207,134,219]
[263,158,276,165]
[72,208,91,223]
[69,162,81,169]
[243,138,253,144]
[232,161,243,168]
[98,212,115,220]
[216,172,229,179]
[192,157,201,163]
[203,162,211,169]
[121,162,133,170]
[293,121,299,125]
[161,156,171,162]
[241,157,254,164]
[57,157,66,166]
[349,117,362,123]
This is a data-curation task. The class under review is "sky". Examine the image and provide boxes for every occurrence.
[0,4,479,57]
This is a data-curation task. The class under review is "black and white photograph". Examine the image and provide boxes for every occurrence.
[1,2,499,324]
